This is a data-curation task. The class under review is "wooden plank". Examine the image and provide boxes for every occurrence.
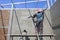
[10,34,54,37]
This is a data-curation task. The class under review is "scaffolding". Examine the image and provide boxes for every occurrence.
[0,0,56,40]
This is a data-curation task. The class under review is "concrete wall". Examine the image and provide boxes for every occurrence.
[9,9,54,40]
[0,9,54,40]
[0,10,9,40]
[45,9,52,26]
[50,0,60,40]
[50,0,60,27]
[0,10,9,28]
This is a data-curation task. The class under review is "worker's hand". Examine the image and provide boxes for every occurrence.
[43,9,47,11]
[28,16,32,18]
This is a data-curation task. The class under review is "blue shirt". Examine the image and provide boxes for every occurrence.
[36,13,43,21]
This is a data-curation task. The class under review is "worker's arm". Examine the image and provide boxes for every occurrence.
[28,14,36,18]
[42,9,47,15]
[43,9,47,11]
[32,14,37,18]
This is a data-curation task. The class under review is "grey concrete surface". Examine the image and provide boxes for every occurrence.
[50,0,60,27]
[50,0,60,40]
[8,9,54,40]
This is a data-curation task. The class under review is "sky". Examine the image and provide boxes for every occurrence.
[0,0,56,8]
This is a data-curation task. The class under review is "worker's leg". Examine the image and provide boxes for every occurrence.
[35,21,40,34]
[39,21,43,40]
[36,21,42,34]
[35,24,40,40]
[39,21,43,34]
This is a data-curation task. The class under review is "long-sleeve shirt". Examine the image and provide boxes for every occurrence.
[32,11,44,21]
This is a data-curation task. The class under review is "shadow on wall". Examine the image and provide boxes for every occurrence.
[52,25,60,30]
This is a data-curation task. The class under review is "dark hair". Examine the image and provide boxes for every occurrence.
[37,11,41,13]
[23,30,27,33]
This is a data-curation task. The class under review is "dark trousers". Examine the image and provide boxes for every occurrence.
[35,20,43,40]
[35,20,43,34]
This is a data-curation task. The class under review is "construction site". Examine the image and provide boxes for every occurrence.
[0,0,60,40]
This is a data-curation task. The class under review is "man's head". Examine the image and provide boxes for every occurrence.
[23,30,27,33]
[37,9,43,13]
[37,11,41,13]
